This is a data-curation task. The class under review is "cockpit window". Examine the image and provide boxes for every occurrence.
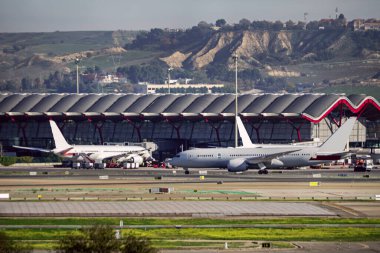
[174,155,180,158]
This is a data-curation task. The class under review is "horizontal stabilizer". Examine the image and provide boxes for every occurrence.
[13,145,51,153]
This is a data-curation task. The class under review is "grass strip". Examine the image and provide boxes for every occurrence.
[128,227,380,241]
[2,227,380,242]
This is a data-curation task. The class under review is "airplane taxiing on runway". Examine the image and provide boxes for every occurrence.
[14,120,149,164]
[170,117,357,173]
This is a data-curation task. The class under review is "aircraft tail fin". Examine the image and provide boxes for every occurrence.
[236,116,257,147]
[49,120,71,151]
[318,117,356,153]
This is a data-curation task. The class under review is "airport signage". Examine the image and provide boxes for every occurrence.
[309,182,320,187]
[0,193,9,199]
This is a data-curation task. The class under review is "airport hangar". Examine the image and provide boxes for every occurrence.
[0,93,379,160]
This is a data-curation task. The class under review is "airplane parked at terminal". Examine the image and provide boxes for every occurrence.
[14,120,150,165]
[170,117,357,173]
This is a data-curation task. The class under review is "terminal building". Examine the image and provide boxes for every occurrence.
[0,93,379,160]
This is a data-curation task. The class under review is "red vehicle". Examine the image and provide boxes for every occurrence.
[148,161,166,168]
[106,162,121,168]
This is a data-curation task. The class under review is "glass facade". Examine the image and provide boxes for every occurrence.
[1,117,374,158]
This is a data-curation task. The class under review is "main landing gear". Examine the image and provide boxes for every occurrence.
[258,169,268,175]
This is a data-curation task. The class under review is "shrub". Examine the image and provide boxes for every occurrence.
[0,156,17,166]
[121,234,158,253]
[56,225,158,253]
[0,230,32,253]
[16,156,34,163]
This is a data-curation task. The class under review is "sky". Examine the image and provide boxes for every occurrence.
[0,0,379,32]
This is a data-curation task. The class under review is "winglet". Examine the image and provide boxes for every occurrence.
[49,120,72,151]
[236,116,257,147]
[318,117,356,153]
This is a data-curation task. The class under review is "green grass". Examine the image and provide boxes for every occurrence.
[271,241,295,248]
[0,31,115,48]
[151,240,244,249]
[25,241,57,250]
[3,227,380,242]
[2,217,380,250]
[29,43,106,55]
[1,217,380,226]
[128,227,380,241]
[3,229,76,240]
[77,50,163,70]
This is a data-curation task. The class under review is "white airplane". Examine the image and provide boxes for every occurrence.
[170,117,357,173]
[14,120,150,164]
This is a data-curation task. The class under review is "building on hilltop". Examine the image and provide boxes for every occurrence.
[349,19,380,31]
[140,81,224,94]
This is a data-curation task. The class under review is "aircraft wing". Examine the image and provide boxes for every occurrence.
[88,150,147,161]
[245,149,301,165]
[310,151,351,161]
[316,151,350,157]
[13,145,52,153]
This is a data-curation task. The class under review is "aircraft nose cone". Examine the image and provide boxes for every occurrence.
[170,157,181,166]
[170,158,178,166]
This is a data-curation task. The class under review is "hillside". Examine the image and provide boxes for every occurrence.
[0,30,153,83]
[160,29,379,70]
[0,28,379,94]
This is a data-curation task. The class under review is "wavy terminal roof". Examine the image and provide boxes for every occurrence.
[0,93,379,123]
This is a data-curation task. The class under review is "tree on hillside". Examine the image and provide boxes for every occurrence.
[238,18,251,30]
[336,13,347,27]
[306,21,319,30]
[285,20,295,30]
[295,21,306,30]
[215,19,227,27]
[197,21,211,29]
[273,20,284,31]
[251,20,272,30]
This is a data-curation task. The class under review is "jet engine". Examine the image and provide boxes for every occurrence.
[270,159,284,167]
[128,155,144,165]
[117,154,144,165]
[227,158,248,172]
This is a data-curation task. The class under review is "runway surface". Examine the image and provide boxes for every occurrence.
[1,166,379,218]
[0,201,334,217]
[1,167,380,184]
[160,242,380,253]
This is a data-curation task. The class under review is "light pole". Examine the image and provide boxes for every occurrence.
[167,67,172,94]
[75,58,80,94]
[233,54,239,148]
